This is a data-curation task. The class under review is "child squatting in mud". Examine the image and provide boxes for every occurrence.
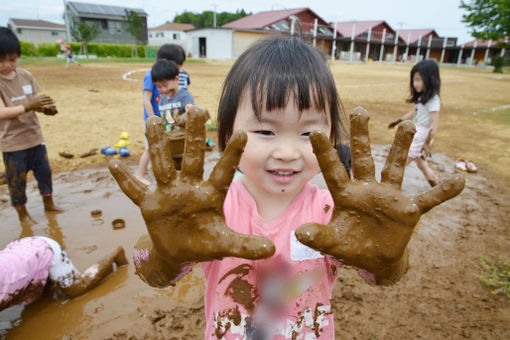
[109,37,465,339]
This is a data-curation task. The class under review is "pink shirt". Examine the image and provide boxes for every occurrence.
[0,237,54,310]
[202,180,337,339]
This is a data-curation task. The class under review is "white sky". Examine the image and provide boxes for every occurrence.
[1,0,475,44]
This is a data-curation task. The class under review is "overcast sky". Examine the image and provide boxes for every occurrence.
[1,0,475,44]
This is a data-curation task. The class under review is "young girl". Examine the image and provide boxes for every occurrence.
[108,37,464,339]
[0,236,128,311]
[388,59,441,187]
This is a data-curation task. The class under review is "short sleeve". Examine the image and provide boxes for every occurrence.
[185,91,195,105]
[427,95,440,112]
[143,70,154,92]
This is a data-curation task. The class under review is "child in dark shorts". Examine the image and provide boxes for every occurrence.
[0,27,60,224]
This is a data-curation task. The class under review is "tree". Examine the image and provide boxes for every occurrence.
[460,0,510,42]
[173,9,250,28]
[125,10,145,57]
[70,19,101,56]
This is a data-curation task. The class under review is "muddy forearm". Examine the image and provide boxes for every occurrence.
[371,248,410,285]
[133,234,194,288]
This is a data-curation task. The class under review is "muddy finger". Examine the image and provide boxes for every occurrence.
[108,159,147,206]
[310,130,349,194]
[295,223,341,254]
[220,230,276,260]
[209,130,247,193]
[413,174,465,214]
[146,116,176,185]
[182,106,206,179]
[350,107,376,182]
[381,120,416,189]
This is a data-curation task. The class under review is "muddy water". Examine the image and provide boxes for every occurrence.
[0,147,457,338]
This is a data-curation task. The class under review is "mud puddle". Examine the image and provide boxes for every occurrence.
[0,147,461,338]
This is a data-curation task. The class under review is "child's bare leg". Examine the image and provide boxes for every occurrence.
[14,205,36,225]
[136,149,151,186]
[42,195,63,212]
[416,157,437,187]
[61,246,128,298]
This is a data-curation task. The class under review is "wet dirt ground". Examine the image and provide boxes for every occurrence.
[1,146,509,339]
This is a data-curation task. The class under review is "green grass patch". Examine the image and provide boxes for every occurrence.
[475,107,510,126]
[476,256,510,298]
[18,56,207,66]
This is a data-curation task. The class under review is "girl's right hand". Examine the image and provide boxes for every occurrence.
[108,107,275,287]
[387,118,402,129]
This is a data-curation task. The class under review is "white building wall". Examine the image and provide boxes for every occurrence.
[148,29,187,49]
[185,29,233,60]
[14,28,67,45]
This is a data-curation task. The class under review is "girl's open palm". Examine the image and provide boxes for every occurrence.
[296,107,464,285]
[109,107,275,287]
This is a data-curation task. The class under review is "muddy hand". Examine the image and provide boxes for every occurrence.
[387,118,402,129]
[42,104,58,116]
[296,107,464,285]
[24,94,54,112]
[109,107,275,286]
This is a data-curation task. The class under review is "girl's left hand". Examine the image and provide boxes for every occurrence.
[295,107,464,285]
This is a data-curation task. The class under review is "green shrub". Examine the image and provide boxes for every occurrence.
[491,56,506,73]
[476,256,510,298]
[35,43,60,57]
[20,41,147,58]
[20,41,37,56]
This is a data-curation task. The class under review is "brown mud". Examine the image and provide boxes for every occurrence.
[0,145,509,339]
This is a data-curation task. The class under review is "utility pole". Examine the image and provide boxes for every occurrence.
[212,4,217,27]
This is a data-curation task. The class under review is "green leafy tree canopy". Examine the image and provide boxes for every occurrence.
[173,9,250,28]
[125,10,145,45]
[70,19,101,56]
[460,0,510,42]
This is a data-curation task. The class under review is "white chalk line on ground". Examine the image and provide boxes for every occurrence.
[122,68,148,82]
[339,79,464,88]
[473,104,510,114]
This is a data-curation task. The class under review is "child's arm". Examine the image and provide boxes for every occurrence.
[108,107,275,288]
[60,246,128,298]
[296,107,464,285]
[143,90,155,117]
[388,110,414,129]
[0,94,54,119]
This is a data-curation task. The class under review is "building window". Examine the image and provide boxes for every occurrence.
[17,28,22,34]
[51,31,59,36]
[173,33,178,39]
[149,33,153,38]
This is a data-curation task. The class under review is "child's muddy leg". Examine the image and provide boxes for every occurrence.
[32,145,63,212]
[15,204,36,225]
[416,157,437,187]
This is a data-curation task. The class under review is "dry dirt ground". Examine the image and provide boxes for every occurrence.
[0,60,509,339]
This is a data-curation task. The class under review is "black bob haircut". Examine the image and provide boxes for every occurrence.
[0,27,21,58]
[217,36,347,151]
[151,59,179,83]
[156,44,185,65]
[408,59,441,104]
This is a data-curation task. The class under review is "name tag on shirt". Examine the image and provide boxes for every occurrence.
[22,85,33,95]
[290,231,324,261]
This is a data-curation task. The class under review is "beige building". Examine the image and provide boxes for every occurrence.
[8,18,67,45]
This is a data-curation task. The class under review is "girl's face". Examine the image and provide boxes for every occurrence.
[232,94,331,203]
[0,53,19,77]
[413,72,425,93]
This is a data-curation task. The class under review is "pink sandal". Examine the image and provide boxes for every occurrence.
[465,160,478,173]
[455,159,467,171]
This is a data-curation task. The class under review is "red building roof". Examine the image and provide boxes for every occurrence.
[396,29,439,44]
[150,23,195,31]
[333,21,384,37]
[462,38,506,47]
[222,8,329,30]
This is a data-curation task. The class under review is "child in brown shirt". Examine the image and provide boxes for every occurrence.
[0,27,60,224]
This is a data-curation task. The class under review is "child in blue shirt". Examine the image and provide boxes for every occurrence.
[152,60,194,133]
[136,44,192,185]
